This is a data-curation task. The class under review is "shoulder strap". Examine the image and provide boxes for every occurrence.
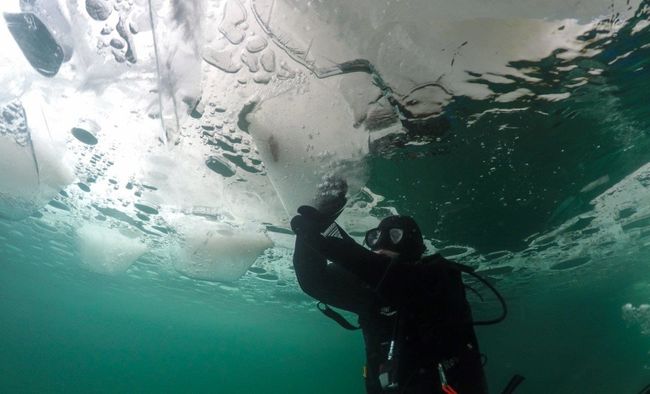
[317,302,360,330]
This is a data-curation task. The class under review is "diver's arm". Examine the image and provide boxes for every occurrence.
[293,233,374,313]
[292,213,444,307]
[293,220,393,289]
[295,221,453,308]
[297,232,447,312]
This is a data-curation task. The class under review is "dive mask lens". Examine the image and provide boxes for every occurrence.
[388,228,404,245]
[365,228,381,249]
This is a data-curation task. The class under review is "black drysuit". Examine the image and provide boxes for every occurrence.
[293,226,489,394]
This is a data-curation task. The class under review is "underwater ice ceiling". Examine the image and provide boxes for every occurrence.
[1,0,650,310]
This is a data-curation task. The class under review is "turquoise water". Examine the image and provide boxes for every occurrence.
[3,0,650,393]
[0,256,365,394]
[3,242,650,393]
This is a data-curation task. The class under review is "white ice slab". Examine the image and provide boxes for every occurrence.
[248,76,369,216]
[174,217,273,282]
[76,223,148,275]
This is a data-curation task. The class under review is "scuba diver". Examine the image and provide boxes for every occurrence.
[291,202,496,393]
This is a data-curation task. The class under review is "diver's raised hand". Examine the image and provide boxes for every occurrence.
[291,205,336,235]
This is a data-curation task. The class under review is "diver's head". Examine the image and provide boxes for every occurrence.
[364,215,425,261]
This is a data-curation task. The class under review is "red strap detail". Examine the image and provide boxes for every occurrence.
[442,384,459,394]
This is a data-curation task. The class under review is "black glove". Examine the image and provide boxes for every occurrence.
[291,205,334,235]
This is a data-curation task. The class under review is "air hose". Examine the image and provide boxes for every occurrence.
[461,268,508,326]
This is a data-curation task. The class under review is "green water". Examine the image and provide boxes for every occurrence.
[0,259,365,394]
[3,247,650,393]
